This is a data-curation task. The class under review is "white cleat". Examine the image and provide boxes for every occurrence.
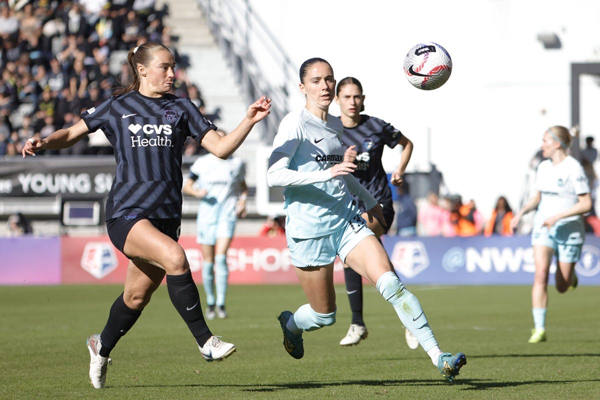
[86,334,112,389]
[199,336,236,362]
[405,328,419,350]
[205,306,216,320]
[340,324,368,346]
[217,306,228,319]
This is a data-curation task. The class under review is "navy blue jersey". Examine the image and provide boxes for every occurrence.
[341,115,404,205]
[81,91,217,220]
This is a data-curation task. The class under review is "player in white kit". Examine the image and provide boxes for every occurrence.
[184,134,247,320]
[511,126,591,343]
[267,57,466,382]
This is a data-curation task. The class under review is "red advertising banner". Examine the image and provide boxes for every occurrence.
[61,235,347,285]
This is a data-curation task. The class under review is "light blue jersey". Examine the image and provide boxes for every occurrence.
[271,108,360,239]
[189,154,245,226]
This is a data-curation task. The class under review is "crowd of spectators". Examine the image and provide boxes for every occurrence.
[0,0,209,157]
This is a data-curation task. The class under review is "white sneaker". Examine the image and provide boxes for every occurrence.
[199,336,236,362]
[217,306,228,319]
[86,334,112,389]
[205,305,216,320]
[405,328,419,350]
[339,324,368,346]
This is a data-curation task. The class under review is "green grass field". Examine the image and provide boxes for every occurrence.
[1,284,599,399]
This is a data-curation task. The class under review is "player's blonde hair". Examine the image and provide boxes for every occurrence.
[547,125,571,149]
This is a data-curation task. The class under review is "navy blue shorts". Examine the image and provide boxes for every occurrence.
[106,215,181,256]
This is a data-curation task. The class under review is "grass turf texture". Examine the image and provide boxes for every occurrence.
[1,284,599,399]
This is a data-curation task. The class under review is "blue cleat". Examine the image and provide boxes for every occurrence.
[437,352,467,382]
[278,311,304,359]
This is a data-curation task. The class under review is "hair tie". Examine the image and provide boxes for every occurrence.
[133,46,139,54]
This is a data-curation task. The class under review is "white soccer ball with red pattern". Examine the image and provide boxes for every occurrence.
[403,42,452,90]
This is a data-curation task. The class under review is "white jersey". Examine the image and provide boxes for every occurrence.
[189,154,245,224]
[271,108,361,239]
[534,156,589,227]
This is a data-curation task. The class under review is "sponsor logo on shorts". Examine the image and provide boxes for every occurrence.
[124,213,138,220]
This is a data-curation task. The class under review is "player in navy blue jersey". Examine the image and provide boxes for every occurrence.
[22,42,271,389]
[335,77,418,349]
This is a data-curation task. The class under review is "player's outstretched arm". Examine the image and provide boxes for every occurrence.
[391,136,414,186]
[202,96,271,159]
[22,119,90,158]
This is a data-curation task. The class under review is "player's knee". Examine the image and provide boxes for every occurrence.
[124,291,151,310]
[164,246,188,274]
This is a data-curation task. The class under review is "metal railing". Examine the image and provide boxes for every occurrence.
[197,0,299,143]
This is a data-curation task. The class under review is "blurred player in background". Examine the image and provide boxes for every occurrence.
[511,126,591,343]
[267,57,466,382]
[183,131,248,320]
[335,76,419,350]
[22,42,271,388]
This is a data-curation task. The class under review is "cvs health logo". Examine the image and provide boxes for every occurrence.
[390,241,429,278]
[81,243,118,279]
[128,123,174,148]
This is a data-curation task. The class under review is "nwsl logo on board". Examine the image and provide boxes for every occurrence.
[81,243,118,279]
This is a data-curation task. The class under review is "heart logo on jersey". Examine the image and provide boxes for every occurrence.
[128,124,142,134]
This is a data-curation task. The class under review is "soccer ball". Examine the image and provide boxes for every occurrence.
[403,42,452,90]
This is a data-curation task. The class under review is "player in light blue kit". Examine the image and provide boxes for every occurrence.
[511,126,591,343]
[183,131,248,320]
[267,57,466,382]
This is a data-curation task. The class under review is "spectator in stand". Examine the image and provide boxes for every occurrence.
[7,213,33,236]
[0,4,19,41]
[64,3,88,38]
[484,196,514,236]
[395,181,417,236]
[47,58,66,94]
[418,192,448,236]
[446,196,482,237]
[188,83,205,110]
[121,10,142,49]
[54,86,81,128]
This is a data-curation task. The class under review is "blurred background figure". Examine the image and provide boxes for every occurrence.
[395,181,417,237]
[258,215,285,237]
[417,192,447,237]
[7,213,33,236]
[484,196,514,236]
[446,196,483,237]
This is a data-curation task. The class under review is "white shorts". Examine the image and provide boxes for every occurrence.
[287,214,374,267]
[531,218,584,263]
[197,217,237,245]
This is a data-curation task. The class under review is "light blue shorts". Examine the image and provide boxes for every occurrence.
[287,214,374,267]
[197,217,237,245]
[531,219,584,263]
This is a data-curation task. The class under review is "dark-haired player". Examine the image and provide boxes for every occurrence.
[268,57,465,382]
[335,76,418,350]
[22,42,271,389]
